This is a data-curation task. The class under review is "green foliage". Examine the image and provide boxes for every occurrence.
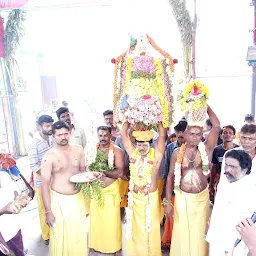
[89,150,110,172]
[76,149,113,206]
[4,9,26,63]
[76,179,104,206]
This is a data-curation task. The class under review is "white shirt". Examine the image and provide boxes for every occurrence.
[207,168,256,255]
[0,172,21,242]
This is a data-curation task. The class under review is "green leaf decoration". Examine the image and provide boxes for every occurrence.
[88,150,109,172]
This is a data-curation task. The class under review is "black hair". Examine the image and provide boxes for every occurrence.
[174,120,187,132]
[56,107,69,119]
[222,125,236,135]
[36,115,54,126]
[97,126,111,134]
[52,121,70,135]
[240,124,256,134]
[205,118,212,128]
[225,149,252,175]
[244,114,254,122]
[103,110,113,117]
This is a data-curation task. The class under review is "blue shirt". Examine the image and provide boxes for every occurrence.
[164,141,179,180]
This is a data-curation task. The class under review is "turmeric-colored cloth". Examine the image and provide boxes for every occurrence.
[157,178,164,198]
[49,190,88,256]
[119,178,129,208]
[84,199,90,216]
[161,196,175,247]
[170,187,210,256]
[157,178,165,221]
[35,173,50,241]
[126,189,161,256]
[89,179,122,253]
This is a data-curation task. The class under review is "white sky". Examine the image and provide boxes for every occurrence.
[16,0,255,130]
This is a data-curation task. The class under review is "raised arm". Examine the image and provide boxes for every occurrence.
[206,106,221,152]
[121,122,135,156]
[103,147,126,179]
[156,122,166,156]
[41,152,55,227]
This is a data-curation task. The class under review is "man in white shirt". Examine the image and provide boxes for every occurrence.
[206,149,256,256]
[218,124,256,186]
[56,107,87,148]
[0,170,24,256]
[27,114,54,244]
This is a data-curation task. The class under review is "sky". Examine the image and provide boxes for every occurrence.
[14,0,255,131]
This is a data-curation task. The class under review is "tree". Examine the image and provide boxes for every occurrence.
[4,9,26,156]
[169,0,197,81]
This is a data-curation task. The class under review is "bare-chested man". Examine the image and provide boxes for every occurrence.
[165,105,220,256]
[121,122,166,256]
[41,121,88,256]
[89,126,125,256]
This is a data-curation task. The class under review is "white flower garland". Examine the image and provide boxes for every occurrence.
[126,155,153,240]
[108,149,114,169]
[173,144,205,192]
[174,162,182,192]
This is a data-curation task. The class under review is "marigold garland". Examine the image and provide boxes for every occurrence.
[146,34,174,72]
[129,148,154,188]
[174,143,186,191]
[112,35,175,128]
[180,80,209,112]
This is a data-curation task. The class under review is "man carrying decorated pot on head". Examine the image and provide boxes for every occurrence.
[122,122,166,256]
[164,80,220,256]
[112,34,177,256]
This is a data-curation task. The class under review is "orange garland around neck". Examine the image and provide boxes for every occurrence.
[177,143,186,164]
[97,140,115,151]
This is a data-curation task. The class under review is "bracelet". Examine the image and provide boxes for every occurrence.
[45,210,52,214]
[163,198,173,207]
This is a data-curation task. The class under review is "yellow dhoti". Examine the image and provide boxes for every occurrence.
[170,187,210,256]
[35,173,50,241]
[119,178,129,208]
[89,179,122,253]
[126,189,161,256]
[157,178,165,221]
[49,190,87,256]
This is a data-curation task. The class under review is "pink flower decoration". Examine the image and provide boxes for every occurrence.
[142,95,152,100]
[192,85,201,96]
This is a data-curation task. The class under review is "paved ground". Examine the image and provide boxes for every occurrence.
[16,156,170,256]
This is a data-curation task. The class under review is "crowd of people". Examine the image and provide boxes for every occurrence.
[1,105,256,256]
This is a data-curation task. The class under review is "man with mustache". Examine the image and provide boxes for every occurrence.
[89,126,125,256]
[207,149,256,255]
[161,119,187,249]
[121,122,166,256]
[165,105,220,256]
[40,121,88,256]
[207,124,256,254]
[56,107,87,148]
[209,125,238,202]
[27,114,54,245]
